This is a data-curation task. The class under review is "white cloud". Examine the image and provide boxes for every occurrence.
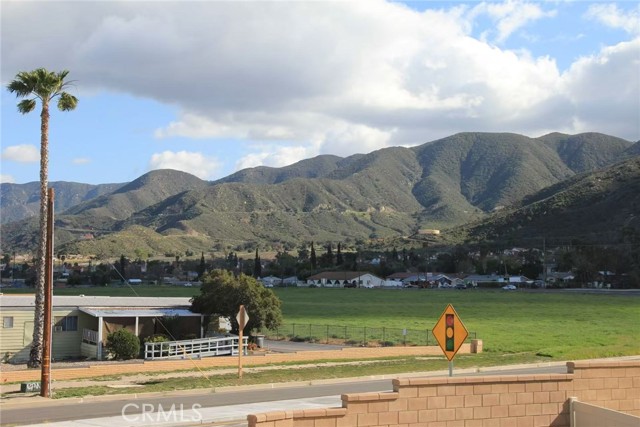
[561,39,640,138]
[585,4,640,35]
[72,158,91,165]
[236,144,317,171]
[469,0,556,43]
[0,174,16,184]
[148,151,221,180]
[155,113,243,140]
[1,145,39,163]
[2,0,638,176]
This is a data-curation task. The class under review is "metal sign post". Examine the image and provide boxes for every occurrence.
[236,305,249,379]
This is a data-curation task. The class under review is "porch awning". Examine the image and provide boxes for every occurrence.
[79,307,200,318]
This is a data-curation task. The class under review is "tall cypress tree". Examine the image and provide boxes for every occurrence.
[336,243,343,265]
[198,252,206,279]
[310,242,317,269]
[254,247,262,278]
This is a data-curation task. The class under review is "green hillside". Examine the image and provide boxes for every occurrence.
[0,181,123,224]
[454,156,640,245]
[1,132,635,257]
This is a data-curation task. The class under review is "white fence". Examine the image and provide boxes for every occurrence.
[570,397,640,427]
[144,335,248,360]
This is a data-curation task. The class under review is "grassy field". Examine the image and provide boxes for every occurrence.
[273,288,640,360]
[5,285,639,360]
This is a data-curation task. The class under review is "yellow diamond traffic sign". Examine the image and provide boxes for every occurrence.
[432,304,468,361]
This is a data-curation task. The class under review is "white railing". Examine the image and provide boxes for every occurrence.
[82,328,99,344]
[144,335,248,360]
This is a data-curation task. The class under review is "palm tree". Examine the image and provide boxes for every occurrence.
[7,68,78,368]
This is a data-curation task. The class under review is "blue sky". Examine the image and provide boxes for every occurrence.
[1,0,639,185]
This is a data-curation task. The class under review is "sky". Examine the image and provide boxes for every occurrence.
[1,0,639,185]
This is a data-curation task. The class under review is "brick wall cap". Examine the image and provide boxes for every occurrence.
[572,360,640,369]
[341,392,398,402]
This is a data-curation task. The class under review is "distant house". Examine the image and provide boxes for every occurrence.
[507,275,530,284]
[0,295,203,363]
[463,274,529,285]
[547,272,575,285]
[282,276,299,286]
[306,271,384,288]
[386,272,415,281]
[463,274,505,285]
[259,276,282,287]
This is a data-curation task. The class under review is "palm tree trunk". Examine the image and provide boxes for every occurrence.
[28,103,50,368]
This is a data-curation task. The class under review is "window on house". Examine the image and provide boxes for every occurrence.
[54,316,78,332]
[3,317,14,328]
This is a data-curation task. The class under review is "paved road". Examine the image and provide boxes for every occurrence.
[262,339,345,353]
[0,364,569,426]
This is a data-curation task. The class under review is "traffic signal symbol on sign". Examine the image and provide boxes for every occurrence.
[445,314,454,351]
[432,304,469,361]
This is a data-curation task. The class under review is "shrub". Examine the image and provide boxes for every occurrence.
[144,334,169,343]
[106,329,140,360]
[144,334,170,357]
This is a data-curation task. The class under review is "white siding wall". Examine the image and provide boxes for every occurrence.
[0,309,34,363]
[0,308,97,363]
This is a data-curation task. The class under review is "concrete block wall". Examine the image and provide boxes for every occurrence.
[247,360,640,427]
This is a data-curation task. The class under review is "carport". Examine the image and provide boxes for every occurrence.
[79,307,204,360]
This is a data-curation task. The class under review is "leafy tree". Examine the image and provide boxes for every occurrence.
[319,243,334,268]
[106,328,140,360]
[297,245,309,262]
[191,269,282,334]
[226,252,239,270]
[90,265,111,286]
[7,68,78,368]
[67,272,82,286]
[272,251,297,277]
[336,243,344,265]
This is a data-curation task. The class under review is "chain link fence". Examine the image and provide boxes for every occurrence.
[258,323,476,347]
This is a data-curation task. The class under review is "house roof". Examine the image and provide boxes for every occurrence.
[79,307,199,318]
[386,272,415,280]
[0,295,193,309]
[307,271,380,281]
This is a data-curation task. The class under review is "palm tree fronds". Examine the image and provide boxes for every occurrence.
[58,92,78,111]
[7,79,34,97]
[17,99,37,114]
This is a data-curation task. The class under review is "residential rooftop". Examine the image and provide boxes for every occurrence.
[0,295,193,309]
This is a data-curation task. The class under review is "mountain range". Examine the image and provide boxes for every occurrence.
[1,132,638,257]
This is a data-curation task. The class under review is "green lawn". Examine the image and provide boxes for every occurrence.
[6,285,639,360]
[274,288,640,360]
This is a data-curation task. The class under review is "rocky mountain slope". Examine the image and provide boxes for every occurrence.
[0,132,635,256]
